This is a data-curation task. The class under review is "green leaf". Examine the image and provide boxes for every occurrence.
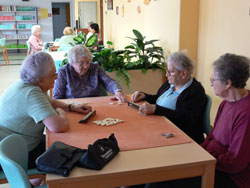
[133,29,144,41]
[106,41,113,45]
[144,40,159,45]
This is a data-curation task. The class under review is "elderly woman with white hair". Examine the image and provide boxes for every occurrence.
[131,51,206,144]
[53,45,127,102]
[28,25,43,54]
[0,52,92,171]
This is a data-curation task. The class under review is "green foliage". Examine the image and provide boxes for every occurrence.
[92,42,130,88]
[73,31,98,47]
[61,29,167,88]
[124,29,165,72]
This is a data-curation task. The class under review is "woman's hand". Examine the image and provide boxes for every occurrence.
[113,91,128,103]
[139,102,156,115]
[70,103,92,114]
[131,91,145,102]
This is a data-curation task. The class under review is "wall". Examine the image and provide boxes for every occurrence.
[197,0,250,124]
[179,0,199,72]
[75,0,100,27]
[103,0,181,55]
[1,0,75,42]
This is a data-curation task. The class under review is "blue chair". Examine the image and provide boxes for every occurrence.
[100,85,108,96]
[0,134,47,188]
[57,45,72,52]
[0,38,9,66]
[54,38,61,42]
[203,94,212,135]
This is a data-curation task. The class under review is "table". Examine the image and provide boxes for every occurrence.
[47,51,67,71]
[46,96,216,188]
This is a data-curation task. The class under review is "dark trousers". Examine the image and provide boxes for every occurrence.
[131,170,238,188]
[28,135,46,169]
[144,170,238,188]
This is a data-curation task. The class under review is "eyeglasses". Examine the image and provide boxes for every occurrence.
[210,77,220,84]
[166,69,180,76]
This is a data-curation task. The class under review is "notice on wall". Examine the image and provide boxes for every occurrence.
[40,8,48,18]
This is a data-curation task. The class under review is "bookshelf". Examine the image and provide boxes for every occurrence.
[0,5,38,53]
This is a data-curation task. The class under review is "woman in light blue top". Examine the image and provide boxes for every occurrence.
[131,51,206,144]
[58,27,76,46]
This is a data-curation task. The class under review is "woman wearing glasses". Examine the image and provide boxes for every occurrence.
[53,45,127,103]
[131,51,206,144]
[145,53,250,188]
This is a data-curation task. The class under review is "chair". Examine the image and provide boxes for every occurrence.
[57,45,72,52]
[54,38,61,42]
[100,85,108,96]
[0,134,47,188]
[26,41,31,56]
[203,94,212,135]
[0,38,9,66]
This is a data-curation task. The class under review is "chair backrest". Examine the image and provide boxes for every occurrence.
[57,45,72,52]
[0,134,32,188]
[203,94,212,135]
[100,85,108,96]
[0,38,6,47]
[54,38,61,42]
[26,41,31,55]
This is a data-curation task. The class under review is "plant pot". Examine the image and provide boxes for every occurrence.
[107,69,166,95]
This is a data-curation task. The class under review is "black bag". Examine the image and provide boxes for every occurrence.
[36,141,86,177]
[77,133,120,170]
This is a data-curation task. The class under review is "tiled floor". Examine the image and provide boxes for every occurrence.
[0,53,25,65]
[0,53,25,96]
[0,65,21,96]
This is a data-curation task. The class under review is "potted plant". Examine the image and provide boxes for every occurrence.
[124,29,166,73]
[92,41,131,88]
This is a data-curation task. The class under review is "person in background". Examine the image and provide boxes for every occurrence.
[0,52,92,176]
[28,25,43,54]
[89,23,102,42]
[131,51,206,144]
[53,45,127,103]
[86,21,94,39]
[58,26,76,46]
[145,53,250,188]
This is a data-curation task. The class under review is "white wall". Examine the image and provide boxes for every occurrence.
[197,0,250,124]
[103,0,180,55]
[1,0,75,42]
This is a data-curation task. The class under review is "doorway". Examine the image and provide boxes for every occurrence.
[52,3,71,40]
[77,2,97,34]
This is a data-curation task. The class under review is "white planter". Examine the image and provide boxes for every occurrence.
[107,69,166,95]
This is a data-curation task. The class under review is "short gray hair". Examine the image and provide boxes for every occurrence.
[213,53,250,88]
[167,51,194,75]
[31,25,41,35]
[20,52,54,84]
[88,21,94,25]
[67,45,92,65]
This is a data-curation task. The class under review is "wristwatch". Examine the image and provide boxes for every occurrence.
[68,103,73,111]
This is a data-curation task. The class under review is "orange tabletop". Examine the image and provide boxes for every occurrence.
[47,96,191,151]
[46,96,216,188]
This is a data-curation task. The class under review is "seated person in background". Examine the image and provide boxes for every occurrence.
[86,21,94,39]
[58,26,76,46]
[131,51,206,144]
[0,52,92,171]
[53,45,127,103]
[28,25,43,54]
[87,23,102,43]
[145,53,250,188]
